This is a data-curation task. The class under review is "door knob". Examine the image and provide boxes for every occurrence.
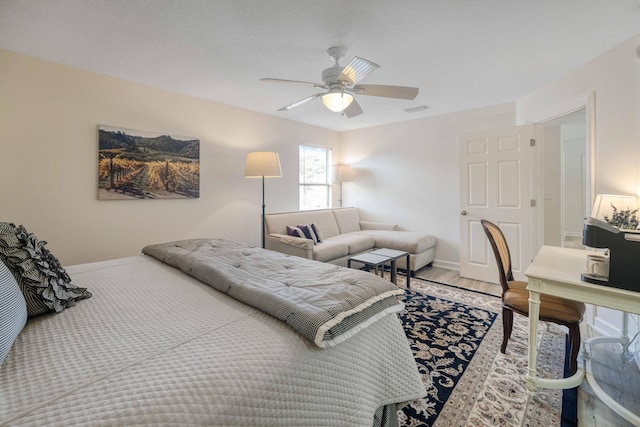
[461,210,467,216]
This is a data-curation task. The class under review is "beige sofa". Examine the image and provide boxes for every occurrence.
[264,207,437,273]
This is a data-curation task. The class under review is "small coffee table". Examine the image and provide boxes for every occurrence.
[348,248,411,289]
[348,252,392,279]
[370,248,411,289]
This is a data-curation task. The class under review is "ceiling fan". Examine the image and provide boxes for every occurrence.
[260,47,419,118]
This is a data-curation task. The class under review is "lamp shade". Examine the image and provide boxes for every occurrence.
[244,152,282,178]
[331,164,353,183]
[591,194,639,228]
[321,90,354,112]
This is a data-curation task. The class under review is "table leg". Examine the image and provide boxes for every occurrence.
[405,254,410,289]
[526,289,541,396]
[622,311,630,347]
[526,284,584,391]
[390,259,397,284]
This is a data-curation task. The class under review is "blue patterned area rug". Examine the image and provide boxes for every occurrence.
[396,277,578,427]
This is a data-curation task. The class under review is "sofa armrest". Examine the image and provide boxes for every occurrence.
[265,233,313,259]
[359,220,399,231]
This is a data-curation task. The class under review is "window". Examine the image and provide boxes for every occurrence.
[299,145,332,210]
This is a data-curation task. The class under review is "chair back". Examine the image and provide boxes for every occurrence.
[480,219,514,295]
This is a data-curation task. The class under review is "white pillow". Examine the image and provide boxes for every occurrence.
[0,259,28,365]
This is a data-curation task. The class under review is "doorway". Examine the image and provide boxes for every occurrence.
[541,108,589,248]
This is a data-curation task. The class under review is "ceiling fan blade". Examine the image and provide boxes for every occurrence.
[339,57,380,85]
[343,99,363,118]
[352,84,419,100]
[260,78,325,89]
[277,93,322,111]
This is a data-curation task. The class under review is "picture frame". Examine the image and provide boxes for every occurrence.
[98,125,200,200]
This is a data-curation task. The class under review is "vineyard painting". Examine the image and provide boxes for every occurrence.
[98,125,200,200]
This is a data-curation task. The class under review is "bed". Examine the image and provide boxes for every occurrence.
[0,236,425,426]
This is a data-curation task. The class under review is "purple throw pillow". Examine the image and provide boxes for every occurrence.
[286,226,304,238]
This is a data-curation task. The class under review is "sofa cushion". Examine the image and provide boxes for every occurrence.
[332,208,361,234]
[359,221,398,231]
[312,241,349,262]
[266,210,340,239]
[325,233,375,255]
[355,230,437,254]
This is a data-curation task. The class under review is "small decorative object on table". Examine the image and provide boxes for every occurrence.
[603,203,639,230]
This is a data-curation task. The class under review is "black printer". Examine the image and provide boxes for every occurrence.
[582,217,640,292]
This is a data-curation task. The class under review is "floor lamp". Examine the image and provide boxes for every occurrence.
[331,164,353,208]
[244,151,283,248]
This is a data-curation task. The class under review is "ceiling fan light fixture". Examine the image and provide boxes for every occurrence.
[262,47,418,118]
[321,90,354,112]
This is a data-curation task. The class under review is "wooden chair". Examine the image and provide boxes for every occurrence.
[480,219,585,375]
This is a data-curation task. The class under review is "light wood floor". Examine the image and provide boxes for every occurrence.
[415,265,640,427]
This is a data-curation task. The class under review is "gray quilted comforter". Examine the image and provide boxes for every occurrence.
[1,254,425,426]
[142,238,404,348]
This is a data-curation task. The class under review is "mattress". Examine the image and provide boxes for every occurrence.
[0,255,425,426]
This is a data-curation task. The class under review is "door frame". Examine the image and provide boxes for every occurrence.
[528,92,596,253]
[529,92,596,327]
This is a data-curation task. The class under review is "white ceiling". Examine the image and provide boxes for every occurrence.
[1,0,640,132]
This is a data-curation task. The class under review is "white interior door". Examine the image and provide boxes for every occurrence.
[459,124,536,283]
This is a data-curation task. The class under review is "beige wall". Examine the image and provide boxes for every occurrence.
[0,49,340,265]
[517,35,640,197]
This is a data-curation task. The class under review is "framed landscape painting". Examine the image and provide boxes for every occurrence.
[98,125,200,200]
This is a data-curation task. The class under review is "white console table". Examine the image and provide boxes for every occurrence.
[525,245,640,425]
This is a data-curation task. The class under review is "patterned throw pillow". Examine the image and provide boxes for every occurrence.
[0,259,27,365]
[0,223,91,317]
[297,224,319,244]
[310,224,322,243]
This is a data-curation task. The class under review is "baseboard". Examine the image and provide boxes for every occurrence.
[431,259,459,271]
[563,231,582,238]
